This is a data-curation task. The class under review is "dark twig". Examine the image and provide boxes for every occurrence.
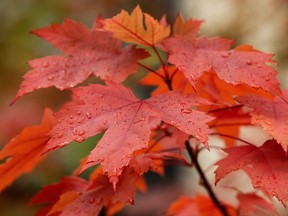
[185,141,229,216]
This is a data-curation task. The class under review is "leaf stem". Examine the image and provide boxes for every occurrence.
[208,104,243,113]
[138,62,165,79]
[185,141,229,216]
[210,132,254,146]
[210,122,251,128]
[152,46,173,91]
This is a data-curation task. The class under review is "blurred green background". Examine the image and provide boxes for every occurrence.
[0,0,287,215]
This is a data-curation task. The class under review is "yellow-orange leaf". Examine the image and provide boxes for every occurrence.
[104,5,170,46]
[0,108,56,192]
[173,13,203,38]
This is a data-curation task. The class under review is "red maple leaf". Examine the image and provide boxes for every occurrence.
[163,36,281,94]
[45,83,213,186]
[237,192,277,216]
[215,139,288,205]
[166,195,237,216]
[30,176,89,216]
[31,167,139,216]
[236,91,288,151]
[14,18,148,101]
[209,105,251,147]
[0,108,56,192]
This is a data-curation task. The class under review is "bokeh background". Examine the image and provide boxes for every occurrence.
[0,0,287,215]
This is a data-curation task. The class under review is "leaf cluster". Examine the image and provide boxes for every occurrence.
[1,5,287,216]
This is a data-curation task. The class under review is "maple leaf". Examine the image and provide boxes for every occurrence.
[173,13,203,38]
[14,18,148,101]
[45,83,213,186]
[163,36,281,94]
[236,91,288,151]
[215,139,288,205]
[32,168,138,216]
[140,65,194,96]
[0,108,56,192]
[166,195,237,216]
[103,5,170,46]
[195,71,274,106]
[209,105,251,147]
[59,171,136,216]
[30,176,89,216]
[237,192,277,216]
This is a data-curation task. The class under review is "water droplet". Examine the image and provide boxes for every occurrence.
[86,112,92,119]
[257,64,262,68]
[77,117,85,123]
[75,137,85,142]
[101,75,109,81]
[221,52,230,58]
[188,121,194,125]
[77,110,81,115]
[98,94,104,98]
[170,120,176,124]
[78,130,85,136]
[190,75,197,82]
[89,198,95,204]
[255,180,262,186]
[43,62,49,67]
[69,115,74,119]
[58,133,63,138]
[72,128,78,135]
[179,102,186,106]
[265,77,270,81]
[180,108,192,114]
[47,76,54,81]
[129,198,135,205]
[60,69,67,74]
[246,60,252,65]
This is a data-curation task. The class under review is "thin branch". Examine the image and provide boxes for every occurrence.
[138,62,165,80]
[170,67,179,81]
[151,46,173,91]
[208,104,243,113]
[145,134,167,153]
[210,122,251,128]
[185,141,230,216]
[210,132,254,146]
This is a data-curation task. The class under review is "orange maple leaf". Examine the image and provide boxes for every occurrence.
[140,65,195,96]
[104,5,170,46]
[173,13,203,38]
[166,195,237,216]
[0,108,56,192]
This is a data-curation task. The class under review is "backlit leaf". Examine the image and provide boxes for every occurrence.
[104,5,170,46]
[0,108,56,192]
[215,139,288,205]
[14,18,148,101]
